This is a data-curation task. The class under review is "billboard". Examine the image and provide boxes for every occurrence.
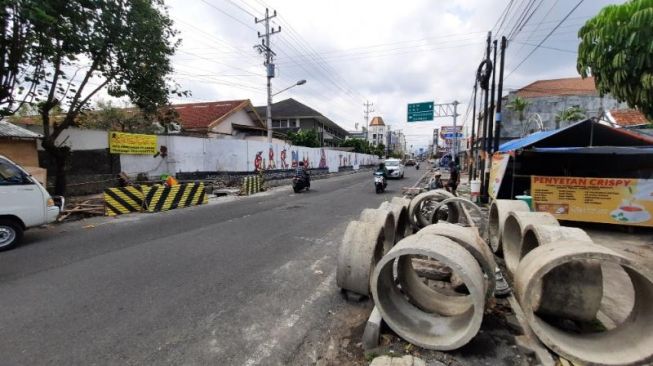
[109,131,157,155]
[531,176,653,227]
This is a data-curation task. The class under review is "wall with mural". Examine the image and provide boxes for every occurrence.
[120,135,379,177]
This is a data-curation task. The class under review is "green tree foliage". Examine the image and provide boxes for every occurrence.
[287,129,320,147]
[577,0,653,119]
[340,138,372,154]
[375,143,386,158]
[77,100,157,133]
[506,96,530,123]
[554,106,586,128]
[0,0,185,194]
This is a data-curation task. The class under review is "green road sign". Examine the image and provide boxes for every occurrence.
[407,102,434,122]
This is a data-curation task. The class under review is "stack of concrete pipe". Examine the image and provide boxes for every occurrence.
[408,189,460,230]
[491,199,653,365]
[337,199,409,296]
[371,223,495,350]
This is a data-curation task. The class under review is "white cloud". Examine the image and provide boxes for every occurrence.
[162,0,624,150]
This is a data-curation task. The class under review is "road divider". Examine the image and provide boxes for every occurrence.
[104,187,145,216]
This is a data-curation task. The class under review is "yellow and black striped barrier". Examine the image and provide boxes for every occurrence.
[142,182,208,212]
[241,176,262,195]
[104,186,145,216]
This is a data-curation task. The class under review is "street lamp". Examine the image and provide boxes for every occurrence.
[267,79,306,143]
[272,79,306,97]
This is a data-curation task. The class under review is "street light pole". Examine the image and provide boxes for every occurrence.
[272,79,306,97]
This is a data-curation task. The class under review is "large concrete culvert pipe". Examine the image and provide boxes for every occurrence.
[430,197,486,234]
[379,199,411,243]
[371,234,486,350]
[336,220,388,296]
[521,224,602,322]
[408,190,457,230]
[516,242,653,366]
[502,211,559,275]
[488,199,531,253]
[359,208,396,253]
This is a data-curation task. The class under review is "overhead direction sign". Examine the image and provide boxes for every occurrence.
[407,102,434,122]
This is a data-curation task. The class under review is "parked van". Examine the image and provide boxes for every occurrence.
[0,155,61,251]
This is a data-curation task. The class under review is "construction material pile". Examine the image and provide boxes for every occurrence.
[337,194,653,365]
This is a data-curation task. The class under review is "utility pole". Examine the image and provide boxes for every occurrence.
[494,36,507,152]
[363,100,374,144]
[451,100,459,163]
[254,8,280,143]
[479,31,492,203]
[469,81,478,181]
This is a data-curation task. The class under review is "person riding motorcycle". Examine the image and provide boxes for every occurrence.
[295,161,310,185]
[375,162,388,180]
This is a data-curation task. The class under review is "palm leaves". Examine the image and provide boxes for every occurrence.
[554,106,586,128]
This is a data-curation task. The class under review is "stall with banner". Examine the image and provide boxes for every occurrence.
[489,119,653,226]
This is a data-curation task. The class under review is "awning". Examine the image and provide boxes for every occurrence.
[531,146,653,155]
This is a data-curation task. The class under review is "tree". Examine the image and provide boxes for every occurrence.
[375,143,385,158]
[0,1,44,117]
[507,95,530,126]
[77,100,158,134]
[4,0,185,194]
[340,137,372,154]
[554,106,586,129]
[577,0,653,119]
[287,129,320,147]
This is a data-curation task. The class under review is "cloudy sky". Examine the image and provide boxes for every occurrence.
[163,0,623,151]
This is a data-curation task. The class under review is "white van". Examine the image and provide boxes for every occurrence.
[0,155,61,251]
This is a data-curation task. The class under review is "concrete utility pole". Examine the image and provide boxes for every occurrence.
[451,100,459,162]
[363,100,374,143]
[255,8,280,143]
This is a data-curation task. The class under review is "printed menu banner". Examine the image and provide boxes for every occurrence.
[109,131,157,155]
[488,153,510,199]
[531,176,653,227]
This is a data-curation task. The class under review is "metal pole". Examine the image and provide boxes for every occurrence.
[479,31,492,203]
[488,39,497,154]
[494,36,507,152]
[452,100,459,164]
[469,82,478,181]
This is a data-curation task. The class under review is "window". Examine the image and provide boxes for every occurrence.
[272,120,281,128]
[0,159,28,185]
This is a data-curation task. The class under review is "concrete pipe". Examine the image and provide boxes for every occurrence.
[359,208,396,254]
[430,197,486,234]
[516,242,653,366]
[502,211,559,275]
[371,234,486,350]
[336,220,387,296]
[419,223,496,299]
[379,201,411,243]
[408,190,456,230]
[520,224,601,322]
[488,199,531,253]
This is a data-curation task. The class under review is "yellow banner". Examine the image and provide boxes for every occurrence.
[531,176,653,227]
[489,153,510,199]
[109,131,157,155]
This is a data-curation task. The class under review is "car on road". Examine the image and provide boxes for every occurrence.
[384,158,404,179]
[404,159,416,166]
[0,155,61,251]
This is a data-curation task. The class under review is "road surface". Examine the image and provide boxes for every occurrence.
[0,168,423,365]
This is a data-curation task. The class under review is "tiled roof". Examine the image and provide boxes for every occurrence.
[609,109,649,127]
[369,116,385,126]
[0,119,41,139]
[516,77,597,98]
[254,98,349,136]
[172,100,253,131]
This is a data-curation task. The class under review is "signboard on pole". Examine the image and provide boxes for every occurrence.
[440,126,463,140]
[531,176,653,227]
[407,102,434,122]
[109,131,157,155]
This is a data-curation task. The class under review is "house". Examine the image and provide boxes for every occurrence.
[255,98,349,147]
[500,76,630,138]
[0,119,47,184]
[602,109,650,129]
[172,99,285,142]
[368,116,386,146]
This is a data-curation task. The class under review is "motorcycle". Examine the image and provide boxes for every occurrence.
[374,172,387,194]
[292,174,310,193]
[415,162,420,170]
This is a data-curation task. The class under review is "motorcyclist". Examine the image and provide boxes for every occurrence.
[295,161,310,185]
[375,162,388,180]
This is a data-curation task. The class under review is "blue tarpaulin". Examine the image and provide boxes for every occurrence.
[498,129,559,152]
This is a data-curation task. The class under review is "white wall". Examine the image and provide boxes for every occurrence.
[37,128,108,151]
[120,136,378,177]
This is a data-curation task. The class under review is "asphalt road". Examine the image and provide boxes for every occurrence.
[0,167,424,365]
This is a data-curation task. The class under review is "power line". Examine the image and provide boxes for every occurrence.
[505,0,585,80]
